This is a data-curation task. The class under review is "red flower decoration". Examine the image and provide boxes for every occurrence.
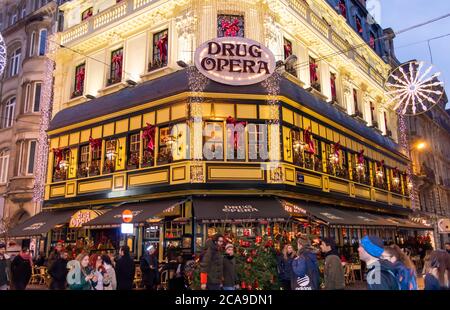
[221,18,240,37]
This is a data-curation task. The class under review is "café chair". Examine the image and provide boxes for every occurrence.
[133,267,142,289]
[160,270,169,290]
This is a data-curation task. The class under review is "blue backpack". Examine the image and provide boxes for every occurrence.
[395,264,418,290]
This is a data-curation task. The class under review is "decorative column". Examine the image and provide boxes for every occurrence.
[263,15,283,62]
[341,74,353,114]
[362,91,372,126]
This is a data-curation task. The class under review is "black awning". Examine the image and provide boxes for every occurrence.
[382,216,432,230]
[83,198,186,228]
[281,200,397,227]
[7,209,76,239]
[193,196,290,223]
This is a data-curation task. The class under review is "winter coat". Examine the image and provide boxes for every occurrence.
[223,254,239,287]
[277,253,295,282]
[366,259,400,290]
[0,254,11,286]
[48,257,68,289]
[200,239,223,285]
[68,267,95,290]
[292,249,320,290]
[103,263,117,290]
[11,255,32,290]
[424,273,442,290]
[392,261,417,290]
[140,253,159,288]
[323,252,345,290]
[115,255,135,290]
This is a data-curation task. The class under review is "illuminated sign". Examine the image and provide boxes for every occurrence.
[222,205,258,213]
[194,37,276,86]
[121,223,134,234]
[438,218,450,233]
[69,210,100,228]
[23,222,45,231]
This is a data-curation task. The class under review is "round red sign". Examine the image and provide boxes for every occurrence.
[122,209,133,223]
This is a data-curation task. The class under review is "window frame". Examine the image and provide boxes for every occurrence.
[26,140,37,175]
[38,28,48,56]
[108,47,123,86]
[202,121,224,161]
[29,31,36,57]
[2,97,16,128]
[24,83,32,113]
[33,82,42,112]
[10,48,21,77]
[0,151,10,184]
[149,29,169,72]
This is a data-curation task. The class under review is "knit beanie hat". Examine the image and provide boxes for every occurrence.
[225,243,234,251]
[360,235,384,258]
[297,234,311,247]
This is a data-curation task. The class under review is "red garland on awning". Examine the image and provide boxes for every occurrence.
[226,116,247,150]
[143,123,156,152]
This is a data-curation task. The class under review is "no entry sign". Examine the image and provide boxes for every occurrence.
[122,209,133,223]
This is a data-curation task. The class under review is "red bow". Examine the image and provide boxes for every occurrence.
[357,149,364,165]
[53,148,63,171]
[333,141,341,157]
[75,67,85,93]
[303,126,315,154]
[284,43,292,58]
[310,62,318,83]
[330,75,337,99]
[356,18,363,33]
[226,116,247,150]
[112,53,123,80]
[143,123,156,151]
[156,33,168,63]
[221,18,240,37]
[393,167,398,177]
[369,35,375,49]
[338,1,346,17]
[89,136,102,150]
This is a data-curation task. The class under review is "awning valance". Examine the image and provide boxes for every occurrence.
[7,209,76,239]
[193,196,290,223]
[383,216,433,230]
[83,198,186,228]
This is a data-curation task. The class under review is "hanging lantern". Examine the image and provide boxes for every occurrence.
[59,159,69,170]
[255,236,262,244]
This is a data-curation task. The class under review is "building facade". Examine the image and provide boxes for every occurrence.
[0,0,61,234]
[7,0,431,260]
[408,97,450,248]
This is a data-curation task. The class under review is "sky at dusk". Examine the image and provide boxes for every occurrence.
[376,0,450,108]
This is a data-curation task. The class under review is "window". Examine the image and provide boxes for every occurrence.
[369,32,376,50]
[10,48,21,77]
[33,83,42,112]
[353,89,362,117]
[384,111,390,136]
[72,63,86,98]
[78,144,89,178]
[29,32,36,56]
[158,126,173,164]
[309,56,320,91]
[330,73,337,102]
[217,14,244,37]
[104,139,117,173]
[27,140,37,175]
[52,148,70,182]
[81,7,93,21]
[17,141,25,174]
[24,84,31,113]
[127,133,140,169]
[2,97,16,128]
[149,29,168,72]
[283,38,297,77]
[248,123,269,162]
[38,29,47,56]
[203,121,224,161]
[338,0,347,18]
[108,48,123,85]
[0,150,9,183]
[370,101,376,126]
[355,16,363,34]
[21,8,27,19]
[90,143,102,176]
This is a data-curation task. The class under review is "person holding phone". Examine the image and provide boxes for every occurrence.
[67,254,97,290]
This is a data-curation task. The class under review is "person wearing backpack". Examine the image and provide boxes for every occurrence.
[291,235,320,290]
[358,235,400,290]
[382,244,418,290]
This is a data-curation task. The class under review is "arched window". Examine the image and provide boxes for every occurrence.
[38,28,47,56]
[0,149,9,184]
[1,97,16,128]
[29,31,36,56]
[9,47,21,76]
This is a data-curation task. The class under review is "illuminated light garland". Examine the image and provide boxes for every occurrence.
[33,35,59,202]
[262,72,283,183]
[0,31,6,76]
[386,60,444,116]
[187,66,208,183]
[398,114,416,207]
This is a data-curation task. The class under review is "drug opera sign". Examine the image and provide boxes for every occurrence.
[194,37,276,86]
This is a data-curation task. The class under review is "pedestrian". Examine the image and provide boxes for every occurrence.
[445,242,450,255]
[277,244,295,290]
[0,243,11,290]
[101,254,117,290]
[67,253,97,290]
[115,245,135,290]
[320,237,345,290]
[11,246,33,290]
[90,254,111,290]
[382,244,417,290]
[358,235,400,290]
[223,244,239,291]
[292,235,320,290]
[169,255,187,290]
[140,245,159,290]
[423,250,449,290]
[200,234,224,290]
[48,250,69,290]
[47,242,64,269]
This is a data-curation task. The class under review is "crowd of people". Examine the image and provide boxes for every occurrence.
[0,238,449,290]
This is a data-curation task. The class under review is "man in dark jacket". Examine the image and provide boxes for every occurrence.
[47,242,63,269]
[140,245,159,290]
[223,244,239,290]
[292,235,320,290]
[200,234,224,290]
[48,251,68,290]
[0,243,11,290]
[320,238,345,290]
[11,247,33,290]
[358,235,400,290]
[115,246,135,290]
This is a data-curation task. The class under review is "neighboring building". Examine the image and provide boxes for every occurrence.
[0,0,60,235]
[408,94,450,249]
[7,0,428,260]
